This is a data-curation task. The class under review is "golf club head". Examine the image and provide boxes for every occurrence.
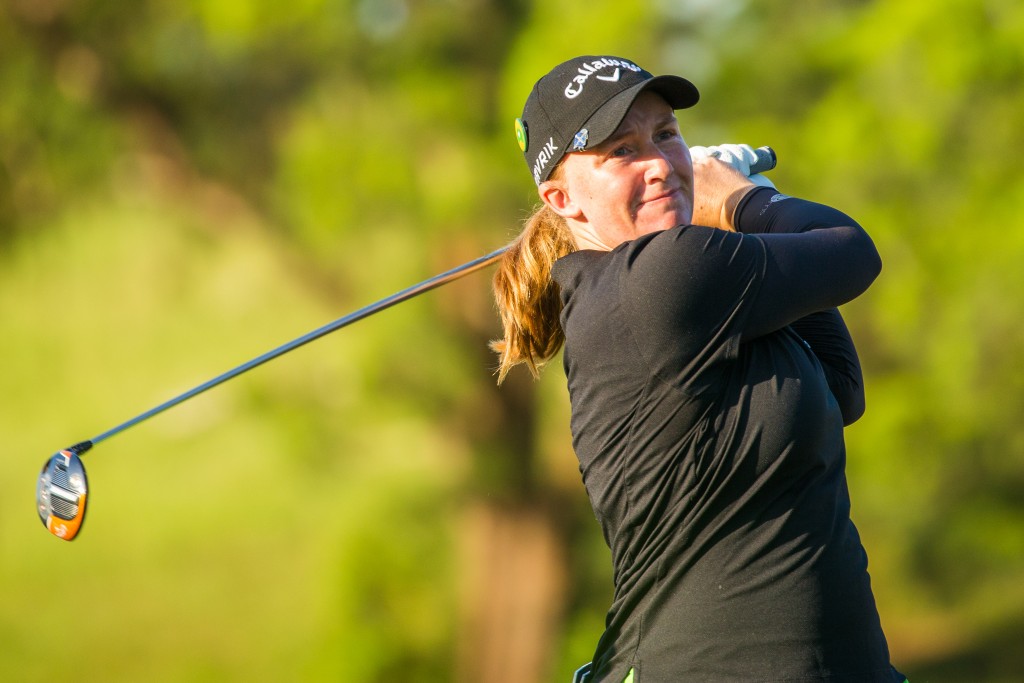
[37,449,89,541]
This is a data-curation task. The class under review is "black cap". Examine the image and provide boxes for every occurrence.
[515,55,700,185]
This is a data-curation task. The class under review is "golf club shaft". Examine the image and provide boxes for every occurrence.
[69,246,509,455]
[68,146,778,456]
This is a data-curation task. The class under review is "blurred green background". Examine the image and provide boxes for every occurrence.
[2,0,1023,681]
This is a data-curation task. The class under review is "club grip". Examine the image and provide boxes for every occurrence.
[750,146,777,175]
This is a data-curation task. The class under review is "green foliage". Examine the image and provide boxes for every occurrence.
[2,0,1023,681]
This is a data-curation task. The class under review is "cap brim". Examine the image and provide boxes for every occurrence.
[579,75,699,150]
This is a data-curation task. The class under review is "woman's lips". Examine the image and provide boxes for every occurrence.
[640,187,681,207]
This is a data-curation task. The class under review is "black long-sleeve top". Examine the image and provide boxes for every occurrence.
[551,187,901,682]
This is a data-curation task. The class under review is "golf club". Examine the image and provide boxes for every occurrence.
[36,146,778,540]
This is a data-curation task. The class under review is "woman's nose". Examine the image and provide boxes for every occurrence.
[642,147,673,183]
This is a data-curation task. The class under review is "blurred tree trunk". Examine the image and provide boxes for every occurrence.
[457,501,567,683]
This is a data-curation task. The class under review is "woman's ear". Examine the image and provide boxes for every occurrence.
[539,181,582,220]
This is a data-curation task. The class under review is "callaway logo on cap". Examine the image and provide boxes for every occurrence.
[516,55,700,185]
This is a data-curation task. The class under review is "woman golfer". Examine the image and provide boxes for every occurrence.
[492,55,907,683]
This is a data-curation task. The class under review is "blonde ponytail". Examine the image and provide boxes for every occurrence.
[491,203,577,384]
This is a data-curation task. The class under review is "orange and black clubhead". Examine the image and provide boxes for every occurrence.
[37,444,90,541]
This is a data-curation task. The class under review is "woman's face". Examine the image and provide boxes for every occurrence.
[543,91,694,250]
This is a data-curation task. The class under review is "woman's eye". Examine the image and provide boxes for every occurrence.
[610,145,632,158]
[656,129,679,142]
